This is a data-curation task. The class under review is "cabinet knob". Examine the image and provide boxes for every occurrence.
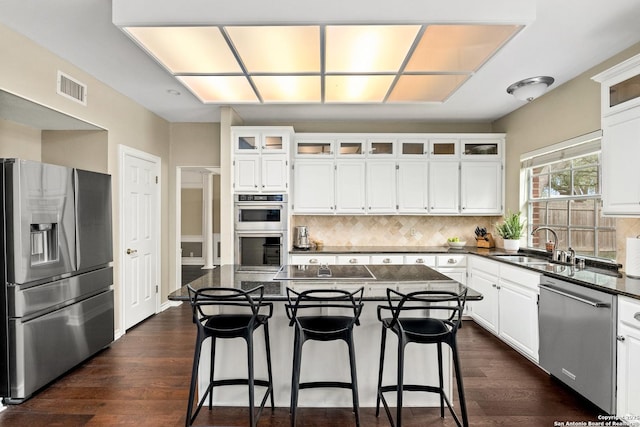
[492,284,497,288]
[447,258,457,264]
[416,258,424,263]
[634,312,640,322]
[309,259,318,264]
[617,335,626,342]
[349,258,358,264]
[383,258,391,263]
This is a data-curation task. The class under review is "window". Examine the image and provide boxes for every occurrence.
[522,132,616,259]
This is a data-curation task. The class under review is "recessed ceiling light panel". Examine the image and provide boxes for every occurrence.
[406,24,521,72]
[252,76,321,102]
[325,75,395,102]
[226,26,321,73]
[177,75,259,103]
[389,74,469,102]
[126,26,241,74]
[325,25,420,73]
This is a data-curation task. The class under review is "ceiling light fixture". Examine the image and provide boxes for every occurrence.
[506,76,555,102]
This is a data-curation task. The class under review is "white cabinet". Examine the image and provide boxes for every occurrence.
[397,161,428,213]
[336,255,370,265]
[592,53,640,215]
[467,257,500,333]
[428,161,459,214]
[232,126,292,193]
[292,160,334,213]
[367,160,397,213]
[460,161,503,215]
[370,254,404,265]
[289,254,336,265]
[291,132,505,216]
[404,255,436,267]
[468,256,540,362]
[497,265,540,361]
[617,295,640,422]
[335,161,366,213]
[601,107,640,215]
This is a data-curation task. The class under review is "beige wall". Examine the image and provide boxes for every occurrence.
[181,188,204,235]
[42,130,108,173]
[0,23,171,334]
[0,119,41,160]
[493,42,640,267]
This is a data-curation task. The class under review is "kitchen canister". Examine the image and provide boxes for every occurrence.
[625,236,640,278]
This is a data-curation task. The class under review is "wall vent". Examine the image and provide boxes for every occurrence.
[57,71,87,105]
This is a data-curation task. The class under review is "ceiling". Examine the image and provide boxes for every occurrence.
[1,0,640,124]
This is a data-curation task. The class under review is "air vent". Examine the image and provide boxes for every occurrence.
[57,71,87,105]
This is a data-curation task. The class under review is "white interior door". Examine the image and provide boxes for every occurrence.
[121,146,159,330]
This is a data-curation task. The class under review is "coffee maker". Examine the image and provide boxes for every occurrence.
[293,226,311,249]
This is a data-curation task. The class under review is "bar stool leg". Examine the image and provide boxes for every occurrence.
[186,331,203,427]
[264,322,275,410]
[347,331,361,427]
[209,336,216,410]
[247,335,256,427]
[375,326,387,417]
[451,341,469,427]
[437,342,445,418]
[397,340,405,427]
[290,331,303,427]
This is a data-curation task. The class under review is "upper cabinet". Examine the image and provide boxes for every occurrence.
[592,53,640,215]
[232,126,293,193]
[291,132,505,216]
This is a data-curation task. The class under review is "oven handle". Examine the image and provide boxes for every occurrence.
[540,284,611,308]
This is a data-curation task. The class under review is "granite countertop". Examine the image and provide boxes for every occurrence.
[291,245,640,300]
[168,264,481,302]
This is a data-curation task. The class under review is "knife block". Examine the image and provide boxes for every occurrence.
[476,233,495,248]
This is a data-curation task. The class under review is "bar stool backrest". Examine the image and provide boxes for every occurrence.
[187,285,273,334]
[285,287,365,333]
[378,288,468,335]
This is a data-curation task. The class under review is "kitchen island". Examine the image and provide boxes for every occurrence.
[168,264,481,408]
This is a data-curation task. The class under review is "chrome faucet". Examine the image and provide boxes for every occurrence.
[531,226,562,262]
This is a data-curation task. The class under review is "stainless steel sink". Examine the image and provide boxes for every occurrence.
[494,255,550,265]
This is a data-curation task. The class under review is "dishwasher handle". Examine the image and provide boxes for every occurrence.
[540,284,611,308]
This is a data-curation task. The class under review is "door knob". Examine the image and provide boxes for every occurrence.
[126,248,137,255]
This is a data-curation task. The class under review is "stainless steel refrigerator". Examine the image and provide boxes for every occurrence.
[1,159,114,403]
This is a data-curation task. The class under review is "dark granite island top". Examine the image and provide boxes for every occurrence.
[168,264,482,302]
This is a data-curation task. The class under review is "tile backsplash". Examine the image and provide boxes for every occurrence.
[292,215,640,271]
[291,215,501,247]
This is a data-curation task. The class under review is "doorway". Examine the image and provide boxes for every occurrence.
[176,166,221,287]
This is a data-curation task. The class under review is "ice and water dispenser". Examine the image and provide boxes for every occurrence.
[30,223,58,265]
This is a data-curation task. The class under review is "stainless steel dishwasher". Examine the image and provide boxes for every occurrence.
[539,276,616,414]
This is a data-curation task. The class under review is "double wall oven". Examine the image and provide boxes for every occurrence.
[234,194,288,271]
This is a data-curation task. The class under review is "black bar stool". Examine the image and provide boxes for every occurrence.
[376,287,469,427]
[186,285,274,427]
[285,287,365,427]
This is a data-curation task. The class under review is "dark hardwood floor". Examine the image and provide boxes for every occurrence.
[0,304,603,426]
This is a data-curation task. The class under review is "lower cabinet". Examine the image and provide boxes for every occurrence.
[468,256,540,362]
[617,295,640,423]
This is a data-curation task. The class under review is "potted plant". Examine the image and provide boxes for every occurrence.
[496,211,526,251]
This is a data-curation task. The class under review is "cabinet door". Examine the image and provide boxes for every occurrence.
[460,161,503,215]
[497,279,539,362]
[468,268,499,334]
[602,107,640,215]
[428,161,459,214]
[397,161,428,213]
[234,131,260,153]
[367,161,397,213]
[234,155,260,192]
[335,161,366,213]
[617,323,640,419]
[261,155,288,192]
[292,160,334,213]
[261,130,288,153]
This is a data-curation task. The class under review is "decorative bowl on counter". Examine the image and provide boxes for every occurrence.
[447,241,467,248]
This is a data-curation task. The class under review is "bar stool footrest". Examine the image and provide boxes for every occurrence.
[299,381,353,390]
